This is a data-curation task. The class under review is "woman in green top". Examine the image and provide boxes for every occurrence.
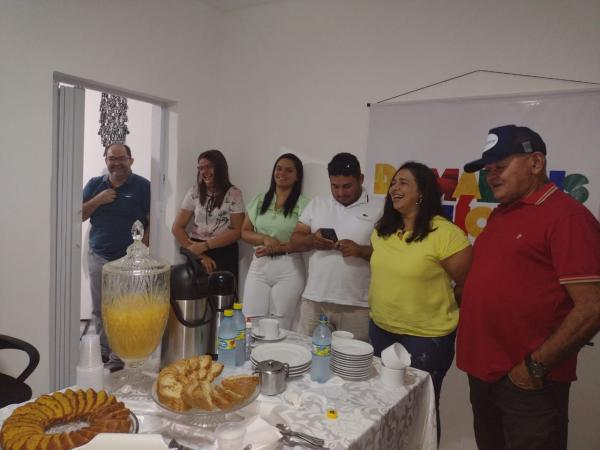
[241,154,309,330]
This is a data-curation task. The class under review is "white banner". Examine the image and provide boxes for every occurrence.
[365,88,600,239]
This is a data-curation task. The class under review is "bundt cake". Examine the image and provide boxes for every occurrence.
[0,388,131,450]
[156,355,259,412]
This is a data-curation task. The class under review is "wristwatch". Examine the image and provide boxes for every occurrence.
[525,353,549,378]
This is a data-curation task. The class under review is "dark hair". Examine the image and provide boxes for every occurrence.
[376,161,443,243]
[260,153,304,217]
[327,152,361,179]
[104,143,131,158]
[197,149,233,210]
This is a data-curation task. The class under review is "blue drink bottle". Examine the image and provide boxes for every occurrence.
[310,314,332,382]
[232,302,246,366]
[217,309,237,366]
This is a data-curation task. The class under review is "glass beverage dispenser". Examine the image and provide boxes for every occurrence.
[102,221,170,393]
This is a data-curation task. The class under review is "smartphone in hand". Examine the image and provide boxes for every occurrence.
[318,228,338,242]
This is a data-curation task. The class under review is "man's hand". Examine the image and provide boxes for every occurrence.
[507,360,543,390]
[96,188,117,205]
[312,231,336,251]
[336,239,360,257]
[335,239,373,260]
[82,188,117,221]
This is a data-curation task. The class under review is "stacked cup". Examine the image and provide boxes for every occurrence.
[76,334,104,391]
[379,343,411,388]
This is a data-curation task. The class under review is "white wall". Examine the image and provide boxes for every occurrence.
[2,0,600,448]
[0,0,222,394]
[80,90,153,319]
[213,1,600,449]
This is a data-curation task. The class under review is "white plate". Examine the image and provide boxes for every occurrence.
[334,373,370,381]
[332,339,374,356]
[331,361,371,371]
[331,366,369,376]
[79,434,166,450]
[252,330,288,342]
[331,368,370,380]
[251,343,311,367]
[332,354,373,364]
[332,350,373,360]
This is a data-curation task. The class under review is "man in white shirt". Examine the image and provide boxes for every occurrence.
[291,153,382,341]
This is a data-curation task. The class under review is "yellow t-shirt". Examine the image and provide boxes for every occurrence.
[368,215,470,337]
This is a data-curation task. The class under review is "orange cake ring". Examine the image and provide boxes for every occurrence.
[0,388,135,450]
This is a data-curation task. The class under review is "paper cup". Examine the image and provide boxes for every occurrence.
[381,342,411,369]
[380,365,406,388]
[259,318,280,340]
[76,365,104,391]
[78,334,102,368]
[215,422,246,450]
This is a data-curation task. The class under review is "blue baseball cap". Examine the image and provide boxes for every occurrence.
[464,125,546,173]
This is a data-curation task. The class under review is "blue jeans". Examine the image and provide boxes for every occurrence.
[369,320,456,442]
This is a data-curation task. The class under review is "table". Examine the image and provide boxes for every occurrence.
[0,332,437,450]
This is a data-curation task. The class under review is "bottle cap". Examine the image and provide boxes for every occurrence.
[319,314,328,323]
[326,408,338,419]
[224,309,233,317]
[233,302,242,310]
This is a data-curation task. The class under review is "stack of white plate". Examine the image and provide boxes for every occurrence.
[331,339,373,381]
[250,343,312,377]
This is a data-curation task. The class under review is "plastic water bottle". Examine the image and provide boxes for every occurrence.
[310,314,332,382]
[232,302,246,366]
[218,309,237,366]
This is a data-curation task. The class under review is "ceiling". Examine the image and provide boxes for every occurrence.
[197,0,282,12]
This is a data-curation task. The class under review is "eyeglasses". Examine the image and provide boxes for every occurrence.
[106,156,130,163]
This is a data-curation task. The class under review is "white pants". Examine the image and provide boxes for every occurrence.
[242,253,306,330]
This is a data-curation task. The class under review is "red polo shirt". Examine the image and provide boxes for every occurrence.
[456,183,600,382]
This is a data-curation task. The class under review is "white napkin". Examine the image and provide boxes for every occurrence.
[78,433,168,449]
[242,416,282,450]
[381,342,411,369]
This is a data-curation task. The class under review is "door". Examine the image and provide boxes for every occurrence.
[50,84,85,390]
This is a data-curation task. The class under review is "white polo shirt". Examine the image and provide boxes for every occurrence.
[299,190,382,307]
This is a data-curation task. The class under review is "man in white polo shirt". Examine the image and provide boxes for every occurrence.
[291,153,382,341]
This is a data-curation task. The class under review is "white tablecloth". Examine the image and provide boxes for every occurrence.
[0,332,437,450]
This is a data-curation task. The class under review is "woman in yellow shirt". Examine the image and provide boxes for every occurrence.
[369,161,472,441]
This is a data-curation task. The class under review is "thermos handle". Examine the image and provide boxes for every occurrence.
[170,247,214,327]
[170,295,214,328]
[180,247,205,277]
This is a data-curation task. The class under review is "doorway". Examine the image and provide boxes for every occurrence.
[80,90,155,323]
[51,74,175,390]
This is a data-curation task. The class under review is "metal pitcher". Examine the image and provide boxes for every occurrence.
[254,359,289,395]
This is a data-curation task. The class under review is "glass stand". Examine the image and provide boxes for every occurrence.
[105,359,159,399]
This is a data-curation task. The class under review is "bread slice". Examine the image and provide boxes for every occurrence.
[210,386,233,410]
[37,395,64,418]
[53,391,75,421]
[182,380,215,411]
[82,389,98,415]
[206,361,224,382]
[215,384,244,405]
[221,374,259,398]
[23,433,44,450]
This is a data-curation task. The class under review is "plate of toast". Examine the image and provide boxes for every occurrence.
[152,355,260,416]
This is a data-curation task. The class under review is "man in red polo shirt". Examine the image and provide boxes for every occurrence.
[457,125,600,450]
